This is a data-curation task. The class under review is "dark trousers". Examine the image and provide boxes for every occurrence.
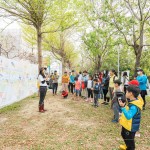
[39,86,47,105]
[87,88,93,98]
[140,90,147,108]
[103,89,109,102]
[94,94,99,106]
[112,102,120,121]
[121,127,136,150]
[68,82,71,92]
[53,83,58,94]
[124,85,128,94]
[70,83,75,94]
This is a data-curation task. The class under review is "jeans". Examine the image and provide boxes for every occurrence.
[53,83,58,94]
[121,127,136,150]
[39,86,47,105]
[94,94,99,106]
[112,102,120,121]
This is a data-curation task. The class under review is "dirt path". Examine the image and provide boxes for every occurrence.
[0,91,150,150]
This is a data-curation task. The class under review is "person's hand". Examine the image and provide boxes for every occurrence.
[91,88,94,90]
[119,100,126,107]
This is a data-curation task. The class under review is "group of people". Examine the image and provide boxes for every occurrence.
[37,67,149,150]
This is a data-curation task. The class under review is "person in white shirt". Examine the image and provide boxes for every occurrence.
[86,75,94,102]
[38,67,48,113]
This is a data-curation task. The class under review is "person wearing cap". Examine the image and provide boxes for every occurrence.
[62,71,70,92]
[136,69,147,110]
[38,67,48,112]
[111,79,122,123]
[52,70,59,96]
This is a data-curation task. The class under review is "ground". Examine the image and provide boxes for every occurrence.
[0,91,150,150]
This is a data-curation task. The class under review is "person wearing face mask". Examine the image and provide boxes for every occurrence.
[38,67,48,113]
[136,69,147,110]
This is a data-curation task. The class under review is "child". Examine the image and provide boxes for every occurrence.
[62,71,70,92]
[111,80,122,123]
[86,75,94,102]
[62,90,68,99]
[74,77,81,100]
[93,78,101,107]
[119,85,143,150]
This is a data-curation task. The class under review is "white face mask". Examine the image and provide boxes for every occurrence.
[137,72,140,75]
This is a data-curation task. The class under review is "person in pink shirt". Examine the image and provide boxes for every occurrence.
[73,77,81,100]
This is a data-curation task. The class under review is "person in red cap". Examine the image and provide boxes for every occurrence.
[128,80,139,86]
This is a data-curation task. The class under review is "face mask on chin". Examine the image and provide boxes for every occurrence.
[137,72,140,75]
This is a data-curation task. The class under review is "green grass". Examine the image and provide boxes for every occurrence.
[0,93,38,114]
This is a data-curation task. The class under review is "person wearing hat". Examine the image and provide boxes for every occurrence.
[38,67,48,112]
[111,79,122,123]
[52,70,59,96]
[62,71,70,92]
[136,69,147,110]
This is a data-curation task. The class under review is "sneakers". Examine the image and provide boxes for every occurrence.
[119,144,127,150]
[111,119,118,123]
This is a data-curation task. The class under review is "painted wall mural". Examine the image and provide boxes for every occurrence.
[0,56,38,108]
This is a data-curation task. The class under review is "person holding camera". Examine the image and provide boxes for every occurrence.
[38,67,48,113]
[111,80,122,123]
[119,85,143,150]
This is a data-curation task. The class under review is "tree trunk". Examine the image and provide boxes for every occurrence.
[36,26,42,71]
[134,47,142,75]
[96,55,101,72]
[62,58,65,74]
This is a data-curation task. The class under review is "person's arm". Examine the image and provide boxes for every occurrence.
[121,105,138,120]
[137,76,147,84]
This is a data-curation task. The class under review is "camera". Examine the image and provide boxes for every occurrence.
[116,92,126,103]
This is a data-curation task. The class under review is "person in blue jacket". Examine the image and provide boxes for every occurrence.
[70,70,75,94]
[119,85,143,150]
[136,69,147,110]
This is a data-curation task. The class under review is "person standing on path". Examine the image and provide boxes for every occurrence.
[52,70,59,96]
[70,70,75,94]
[109,69,118,101]
[122,72,129,94]
[38,67,48,113]
[101,71,110,105]
[136,69,147,110]
[62,71,70,92]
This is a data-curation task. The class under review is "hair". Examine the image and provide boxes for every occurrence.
[114,80,122,86]
[103,70,109,78]
[110,69,117,76]
[74,77,78,81]
[39,68,46,78]
[93,78,98,82]
[79,71,82,74]
[126,85,141,98]
[123,72,128,77]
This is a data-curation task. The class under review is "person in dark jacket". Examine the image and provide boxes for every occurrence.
[92,78,101,107]
[119,85,143,150]
[101,71,110,105]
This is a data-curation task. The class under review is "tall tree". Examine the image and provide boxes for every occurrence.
[0,0,59,70]
[107,0,150,72]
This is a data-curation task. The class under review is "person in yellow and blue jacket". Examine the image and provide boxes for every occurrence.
[119,85,143,150]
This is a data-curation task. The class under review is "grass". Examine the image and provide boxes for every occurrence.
[0,93,38,114]
[0,94,150,150]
